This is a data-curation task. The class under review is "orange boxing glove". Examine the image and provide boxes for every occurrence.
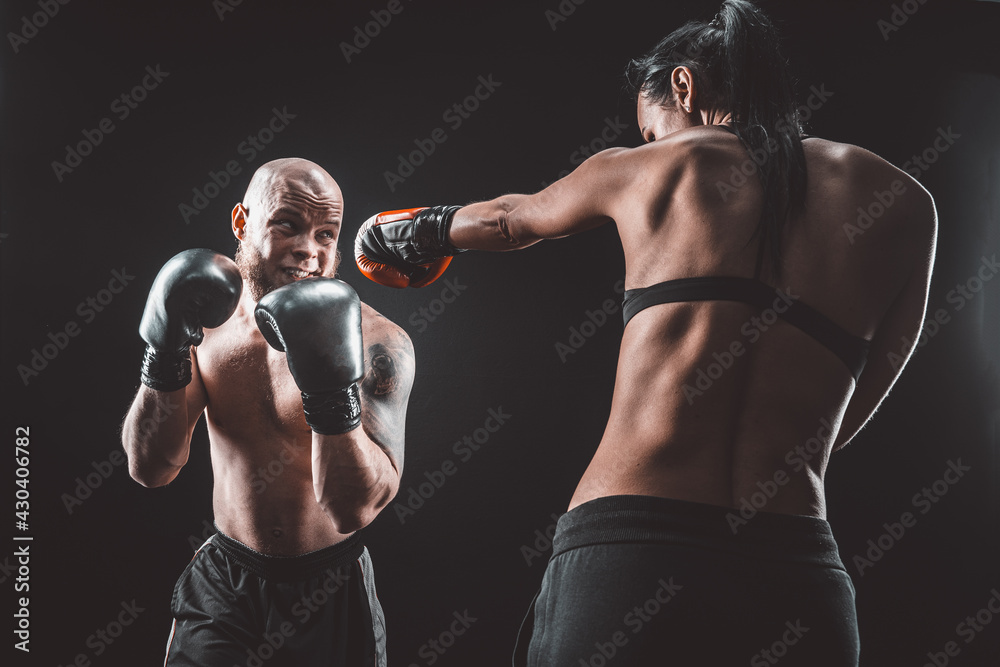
[354,205,464,288]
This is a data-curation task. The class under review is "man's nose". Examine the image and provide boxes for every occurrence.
[291,235,319,259]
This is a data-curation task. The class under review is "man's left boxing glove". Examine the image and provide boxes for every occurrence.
[139,249,243,391]
[355,205,464,288]
[254,278,365,435]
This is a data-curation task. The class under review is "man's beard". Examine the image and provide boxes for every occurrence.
[235,242,342,302]
[235,241,276,302]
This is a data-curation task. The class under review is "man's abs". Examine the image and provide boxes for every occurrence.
[208,427,347,554]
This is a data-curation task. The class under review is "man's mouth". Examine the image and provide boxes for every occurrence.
[285,268,317,280]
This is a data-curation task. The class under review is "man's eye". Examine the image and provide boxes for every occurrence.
[319,231,335,239]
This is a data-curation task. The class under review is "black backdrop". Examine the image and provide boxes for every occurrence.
[3,1,1000,665]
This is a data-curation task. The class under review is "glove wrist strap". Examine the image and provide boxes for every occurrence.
[412,205,465,259]
[302,384,362,435]
[140,345,192,392]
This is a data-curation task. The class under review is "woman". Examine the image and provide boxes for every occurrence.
[356,1,936,664]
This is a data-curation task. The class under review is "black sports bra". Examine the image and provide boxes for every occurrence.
[622,277,869,381]
[620,125,870,382]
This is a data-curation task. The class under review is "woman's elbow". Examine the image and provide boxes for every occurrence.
[498,201,541,249]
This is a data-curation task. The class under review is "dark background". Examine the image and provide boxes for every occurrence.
[3,0,999,665]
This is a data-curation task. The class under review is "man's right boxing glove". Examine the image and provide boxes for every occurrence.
[355,205,465,288]
[254,278,365,435]
[138,249,243,392]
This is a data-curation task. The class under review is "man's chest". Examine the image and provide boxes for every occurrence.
[195,323,311,436]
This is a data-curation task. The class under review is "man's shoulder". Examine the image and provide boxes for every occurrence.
[358,300,415,398]
[360,300,414,355]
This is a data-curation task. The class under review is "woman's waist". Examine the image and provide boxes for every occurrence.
[554,493,844,568]
[573,435,829,519]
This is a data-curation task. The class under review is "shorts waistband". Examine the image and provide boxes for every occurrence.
[553,495,845,569]
[211,527,365,582]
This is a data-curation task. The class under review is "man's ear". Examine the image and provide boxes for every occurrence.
[232,203,248,240]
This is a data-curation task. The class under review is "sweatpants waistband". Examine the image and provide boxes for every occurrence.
[553,495,846,569]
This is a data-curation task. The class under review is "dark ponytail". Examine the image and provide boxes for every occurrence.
[626,0,806,275]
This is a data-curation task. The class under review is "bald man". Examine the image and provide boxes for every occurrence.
[122,158,413,666]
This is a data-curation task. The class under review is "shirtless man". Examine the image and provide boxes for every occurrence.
[354,2,936,665]
[122,158,413,666]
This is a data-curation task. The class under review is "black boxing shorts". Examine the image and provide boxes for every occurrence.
[164,529,386,667]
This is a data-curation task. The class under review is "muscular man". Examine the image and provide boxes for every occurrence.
[355,2,936,665]
[122,158,413,666]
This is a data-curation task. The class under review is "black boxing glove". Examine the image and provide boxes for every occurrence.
[139,249,242,391]
[254,278,365,435]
